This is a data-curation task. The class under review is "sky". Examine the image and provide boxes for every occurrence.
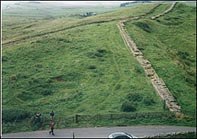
[2,1,133,6]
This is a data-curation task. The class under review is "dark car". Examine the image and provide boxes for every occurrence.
[108,132,138,138]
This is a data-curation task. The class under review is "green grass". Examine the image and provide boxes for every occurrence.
[2,2,196,133]
[145,2,172,17]
[2,2,119,43]
[2,21,163,117]
[2,2,160,45]
[125,2,196,114]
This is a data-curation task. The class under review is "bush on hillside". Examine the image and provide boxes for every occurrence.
[2,56,8,62]
[177,51,189,59]
[143,97,155,106]
[88,65,96,69]
[133,21,152,33]
[121,101,137,112]
[135,66,143,74]
[2,108,32,123]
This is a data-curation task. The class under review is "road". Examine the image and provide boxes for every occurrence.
[2,126,196,138]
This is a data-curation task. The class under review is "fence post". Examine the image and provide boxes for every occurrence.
[163,100,166,110]
[73,131,75,139]
[64,118,67,128]
[110,114,113,120]
[72,116,75,124]
[97,114,100,121]
[75,114,79,123]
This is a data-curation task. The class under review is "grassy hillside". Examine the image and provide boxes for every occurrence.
[2,21,164,115]
[2,3,160,45]
[125,2,196,114]
[2,2,119,44]
[2,1,196,133]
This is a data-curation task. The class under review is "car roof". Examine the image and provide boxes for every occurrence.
[111,132,132,137]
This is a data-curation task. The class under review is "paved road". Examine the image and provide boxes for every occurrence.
[2,126,196,138]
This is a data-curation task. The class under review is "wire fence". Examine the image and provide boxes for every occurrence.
[3,111,178,133]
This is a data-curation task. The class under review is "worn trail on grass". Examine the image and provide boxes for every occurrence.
[117,2,181,113]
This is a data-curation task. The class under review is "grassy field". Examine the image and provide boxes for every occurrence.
[2,1,196,133]
[2,21,164,116]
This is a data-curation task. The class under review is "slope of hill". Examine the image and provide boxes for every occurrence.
[124,2,196,114]
[2,2,160,45]
[2,1,196,133]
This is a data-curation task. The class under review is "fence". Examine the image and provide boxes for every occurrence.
[2,111,177,133]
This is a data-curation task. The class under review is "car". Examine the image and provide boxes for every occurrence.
[108,132,138,138]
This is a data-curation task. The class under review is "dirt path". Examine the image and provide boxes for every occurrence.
[117,2,181,113]
[2,126,196,138]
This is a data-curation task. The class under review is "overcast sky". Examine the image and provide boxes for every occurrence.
[2,1,132,6]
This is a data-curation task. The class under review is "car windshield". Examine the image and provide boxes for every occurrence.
[117,135,130,138]
[112,133,130,138]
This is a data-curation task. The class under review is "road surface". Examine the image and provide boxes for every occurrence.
[2,126,196,138]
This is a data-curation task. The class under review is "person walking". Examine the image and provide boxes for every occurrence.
[50,111,54,120]
[49,120,55,136]
[35,112,42,123]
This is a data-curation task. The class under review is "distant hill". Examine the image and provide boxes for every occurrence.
[120,1,152,7]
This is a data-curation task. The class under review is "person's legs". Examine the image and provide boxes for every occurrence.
[49,128,53,134]
[52,128,54,135]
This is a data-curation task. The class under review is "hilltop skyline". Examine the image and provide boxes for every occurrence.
[2,1,133,6]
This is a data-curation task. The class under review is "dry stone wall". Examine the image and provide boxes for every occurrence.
[151,2,177,20]
[117,2,181,113]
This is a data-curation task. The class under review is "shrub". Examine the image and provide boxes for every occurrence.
[162,16,183,25]
[2,108,32,123]
[30,113,44,131]
[88,65,96,69]
[143,97,155,106]
[185,78,195,86]
[133,21,152,33]
[135,66,143,74]
[121,101,136,112]
[97,48,107,54]
[10,75,17,81]
[115,84,121,90]
[2,56,8,62]
[177,51,189,59]
[42,89,53,96]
